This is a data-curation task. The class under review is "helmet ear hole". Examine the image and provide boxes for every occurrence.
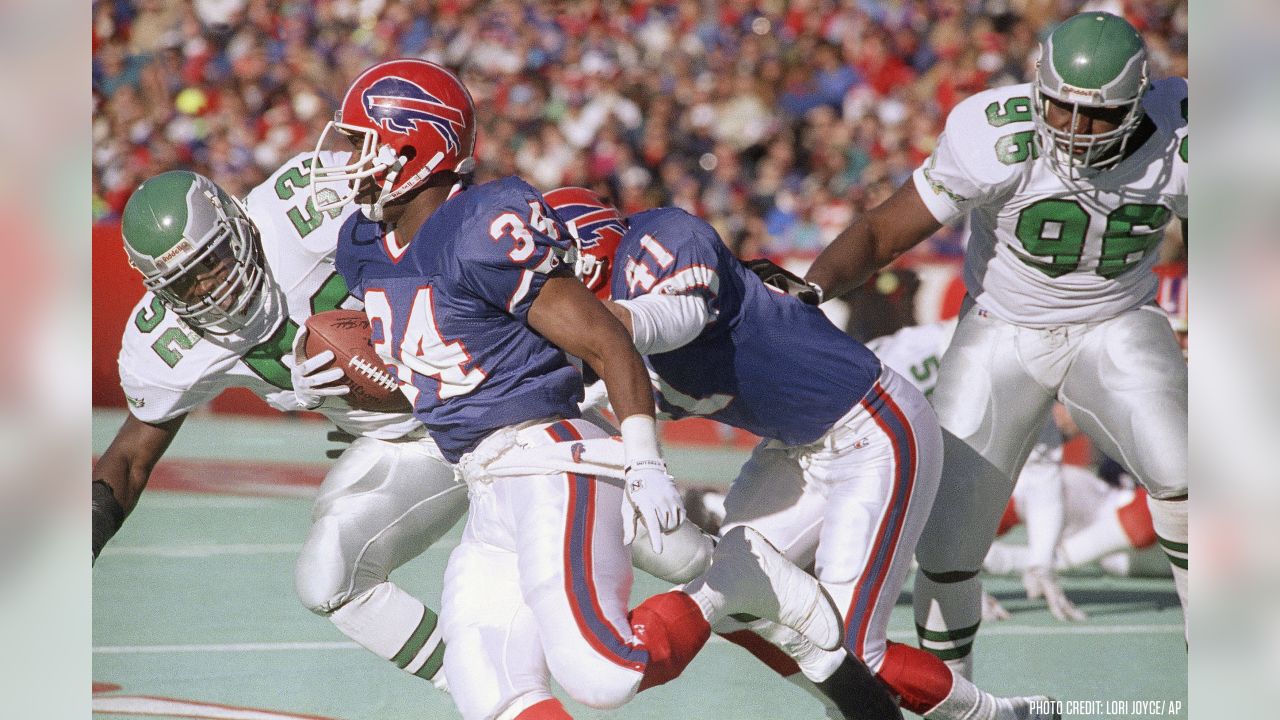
[401,145,417,162]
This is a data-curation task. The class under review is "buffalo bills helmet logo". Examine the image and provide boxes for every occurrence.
[362,77,465,153]
[556,201,625,251]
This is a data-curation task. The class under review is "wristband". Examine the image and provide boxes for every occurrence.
[92,480,126,560]
[619,415,663,467]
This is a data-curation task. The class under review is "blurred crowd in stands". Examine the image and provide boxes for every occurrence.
[93,0,1187,262]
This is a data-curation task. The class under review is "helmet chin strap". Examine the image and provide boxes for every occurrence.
[361,151,407,222]
[363,150,476,222]
[365,151,451,222]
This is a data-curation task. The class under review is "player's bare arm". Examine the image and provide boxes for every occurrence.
[528,270,654,423]
[529,269,685,548]
[92,412,186,559]
[805,177,942,301]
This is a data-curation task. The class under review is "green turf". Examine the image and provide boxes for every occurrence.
[92,410,1187,719]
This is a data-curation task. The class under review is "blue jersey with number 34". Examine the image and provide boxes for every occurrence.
[612,208,881,446]
[335,177,582,462]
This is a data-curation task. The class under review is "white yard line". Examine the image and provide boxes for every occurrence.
[106,543,302,557]
[95,641,360,654]
[893,624,1184,638]
[94,625,1183,655]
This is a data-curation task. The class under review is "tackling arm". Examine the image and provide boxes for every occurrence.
[804,177,943,301]
[92,413,186,560]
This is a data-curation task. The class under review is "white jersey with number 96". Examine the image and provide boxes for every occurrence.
[913,78,1188,327]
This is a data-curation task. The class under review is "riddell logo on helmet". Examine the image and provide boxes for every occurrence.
[362,77,465,152]
[1060,85,1103,103]
[156,239,195,269]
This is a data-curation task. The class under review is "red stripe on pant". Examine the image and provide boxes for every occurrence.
[845,384,916,658]
[553,420,646,671]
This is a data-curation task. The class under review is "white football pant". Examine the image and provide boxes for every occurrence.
[722,366,943,673]
[915,301,1188,671]
[294,435,467,683]
[442,418,649,720]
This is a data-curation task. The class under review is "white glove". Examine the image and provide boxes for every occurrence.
[264,349,350,412]
[981,591,1012,622]
[621,459,685,554]
[1023,566,1087,622]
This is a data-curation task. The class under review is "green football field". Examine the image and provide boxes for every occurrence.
[92,409,1186,720]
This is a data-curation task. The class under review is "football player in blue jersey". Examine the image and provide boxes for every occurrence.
[312,59,842,720]
[548,187,1059,720]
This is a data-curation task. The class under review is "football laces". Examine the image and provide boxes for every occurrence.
[348,356,399,392]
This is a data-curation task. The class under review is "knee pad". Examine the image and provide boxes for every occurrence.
[294,516,376,614]
[547,638,643,710]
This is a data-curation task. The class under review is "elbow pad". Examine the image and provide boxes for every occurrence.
[616,293,713,354]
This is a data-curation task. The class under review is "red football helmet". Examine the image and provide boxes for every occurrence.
[311,59,476,221]
[544,187,626,299]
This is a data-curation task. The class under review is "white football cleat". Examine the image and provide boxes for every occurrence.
[686,525,843,651]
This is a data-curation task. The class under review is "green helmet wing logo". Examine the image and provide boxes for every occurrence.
[122,171,241,277]
[1041,12,1147,104]
[119,170,276,337]
[1033,12,1150,179]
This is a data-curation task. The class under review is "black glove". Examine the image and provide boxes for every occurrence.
[742,258,824,305]
[92,480,125,563]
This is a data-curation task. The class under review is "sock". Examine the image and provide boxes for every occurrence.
[916,662,1041,720]
[819,653,906,720]
[876,641,954,716]
[512,699,572,719]
[632,591,711,691]
[329,582,446,686]
[1148,495,1188,638]
[722,624,905,719]
[913,569,981,679]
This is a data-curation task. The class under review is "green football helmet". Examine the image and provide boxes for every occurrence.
[1033,12,1149,178]
[121,171,276,337]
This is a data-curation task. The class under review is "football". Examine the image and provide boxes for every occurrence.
[300,310,411,413]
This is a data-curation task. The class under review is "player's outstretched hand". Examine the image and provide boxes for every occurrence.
[622,460,685,554]
[742,258,823,305]
[1023,566,1087,622]
[266,350,350,412]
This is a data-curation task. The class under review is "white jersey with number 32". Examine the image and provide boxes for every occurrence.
[913,78,1188,326]
[117,152,422,440]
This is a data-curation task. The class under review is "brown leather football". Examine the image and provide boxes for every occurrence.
[301,310,411,413]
